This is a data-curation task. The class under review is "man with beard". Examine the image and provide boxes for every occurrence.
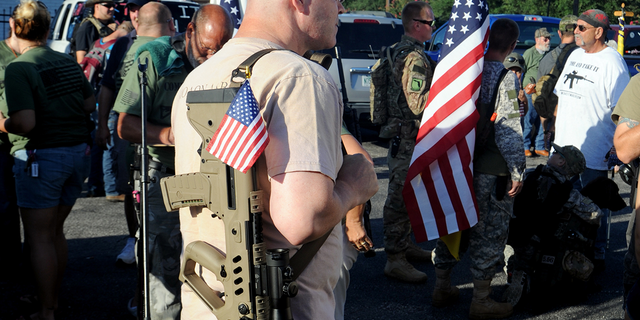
[522,27,551,157]
[554,9,630,274]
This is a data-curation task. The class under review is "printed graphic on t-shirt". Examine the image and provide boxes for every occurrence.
[562,70,594,89]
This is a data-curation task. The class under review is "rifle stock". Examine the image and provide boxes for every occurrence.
[160,88,271,319]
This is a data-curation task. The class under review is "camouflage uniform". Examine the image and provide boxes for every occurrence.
[381,35,433,255]
[434,61,525,280]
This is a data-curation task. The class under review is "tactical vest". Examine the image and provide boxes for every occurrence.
[376,39,432,139]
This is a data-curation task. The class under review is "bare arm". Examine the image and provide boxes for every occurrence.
[636,208,640,268]
[76,50,87,64]
[0,109,36,134]
[341,133,374,251]
[613,117,640,163]
[96,86,116,149]
[117,112,174,145]
[269,152,378,246]
[84,94,96,114]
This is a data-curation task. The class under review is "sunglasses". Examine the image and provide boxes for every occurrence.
[506,56,524,64]
[576,24,595,32]
[413,19,435,27]
[99,2,115,9]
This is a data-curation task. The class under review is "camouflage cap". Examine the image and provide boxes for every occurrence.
[552,143,586,176]
[579,9,610,31]
[503,52,525,72]
[559,15,578,32]
[86,0,114,8]
[535,27,551,38]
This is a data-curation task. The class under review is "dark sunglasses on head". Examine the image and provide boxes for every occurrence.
[99,2,115,8]
[506,56,523,64]
[413,18,435,27]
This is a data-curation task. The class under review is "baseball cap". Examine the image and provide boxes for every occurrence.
[127,0,152,7]
[559,15,578,32]
[579,9,610,31]
[535,27,551,38]
[551,143,586,177]
[86,0,114,8]
[503,52,525,72]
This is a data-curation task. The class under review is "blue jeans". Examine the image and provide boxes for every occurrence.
[13,144,90,208]
[523,92,545,151]
[571,168,608,260]
[88,109,104,194]
[102,111,131,196]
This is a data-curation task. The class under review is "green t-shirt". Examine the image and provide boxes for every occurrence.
[612,73,640,125]
[0,46,93,154]
[0,40,19,148]
[115,36,155,93]
[522,46,545,86]
[113,37,187,169]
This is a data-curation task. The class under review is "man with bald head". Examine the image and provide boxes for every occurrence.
[112,2,183,319]
[171,0,379,319]
[172,4,233,71]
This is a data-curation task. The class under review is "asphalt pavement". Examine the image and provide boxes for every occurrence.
[0,138,634,320]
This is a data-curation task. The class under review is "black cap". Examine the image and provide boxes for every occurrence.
[127,0,151,7]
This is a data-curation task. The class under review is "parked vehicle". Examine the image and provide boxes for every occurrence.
[426,14,562,61]
[316,12,405,132]
[48,0,200,54]
[607,24,640,76]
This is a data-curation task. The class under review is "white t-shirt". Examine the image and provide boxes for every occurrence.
[553,46,630,170]
[171,37,344,320]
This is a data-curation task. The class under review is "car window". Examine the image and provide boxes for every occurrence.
[65,2,85,42]
[625,30,640,55]
[317,20,405,59]
[49,3,71,40]
[515,21,560,51]
[165,2,200,33]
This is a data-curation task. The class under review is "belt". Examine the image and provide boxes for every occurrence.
[148,159,175,175]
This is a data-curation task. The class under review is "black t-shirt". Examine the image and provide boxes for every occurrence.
[74,20,100,53]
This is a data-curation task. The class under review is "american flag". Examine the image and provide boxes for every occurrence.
[206,80,269,173]
[402,0,490,242]
[220,0,242,31]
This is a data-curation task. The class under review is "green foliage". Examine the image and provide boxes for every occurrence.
[342,0,640,27]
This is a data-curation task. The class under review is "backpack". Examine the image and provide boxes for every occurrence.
[80,38,116,91]
[533,43,578,119]
[475,68,510,154]
[369,42,418,125]
[69,14,114,58]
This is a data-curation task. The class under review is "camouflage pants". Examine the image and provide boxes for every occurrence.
[136,167,182,319]
[383,137,415,255]
[434,173,513,280]
[625,211,640,307]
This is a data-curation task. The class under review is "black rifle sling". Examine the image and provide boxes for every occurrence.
[232,48,333,281]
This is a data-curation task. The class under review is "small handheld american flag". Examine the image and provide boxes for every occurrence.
[205,80,269,173]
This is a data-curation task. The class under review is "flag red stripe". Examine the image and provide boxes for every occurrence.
[421,167,449,238]
[219,121,244,162]
[228,119,259,167]
[404,181,428,241]
[237,124,266,170]
[456,136,478,228]
[407,110,479,179]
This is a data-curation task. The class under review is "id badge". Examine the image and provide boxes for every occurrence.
[31,162,39,177]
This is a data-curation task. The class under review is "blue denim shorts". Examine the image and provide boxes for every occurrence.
[13,144,90,209]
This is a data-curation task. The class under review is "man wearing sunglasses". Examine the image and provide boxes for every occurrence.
[73,0,116,63]
[376,1,436,284]
[554,9,630,274]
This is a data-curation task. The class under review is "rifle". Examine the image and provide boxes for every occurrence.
[160,50,332,320]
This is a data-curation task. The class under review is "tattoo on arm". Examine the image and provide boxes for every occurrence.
[619,117,639,129]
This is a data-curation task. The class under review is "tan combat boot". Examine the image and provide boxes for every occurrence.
[432,268,460,307]
[405,241,433,262]
[469,279,513,320]
[384,253,428,283]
